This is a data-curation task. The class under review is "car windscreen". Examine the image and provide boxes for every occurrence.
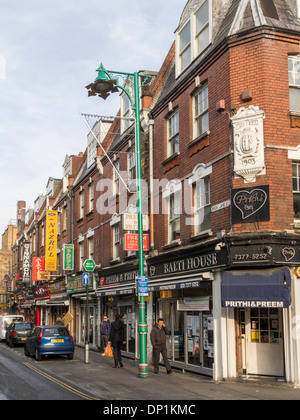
[14,323,33,331]
[4,317,24,327]
[42,328,70,337]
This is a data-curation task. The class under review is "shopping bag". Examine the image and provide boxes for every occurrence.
[104,343,113,358]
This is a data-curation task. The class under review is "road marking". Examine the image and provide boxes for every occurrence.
[23,362,99,400]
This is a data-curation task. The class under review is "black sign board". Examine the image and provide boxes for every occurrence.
[232,185,270,224]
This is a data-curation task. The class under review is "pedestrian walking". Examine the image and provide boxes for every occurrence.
[150,318,172,375]
[108,314,126,368]
[101,315,111,356]
[54,317,64,326]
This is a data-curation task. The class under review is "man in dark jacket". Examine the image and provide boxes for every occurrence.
[150,318,172,374]
[101,315,111,356]
[108,314,126,368]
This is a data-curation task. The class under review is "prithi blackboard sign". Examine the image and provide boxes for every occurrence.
[232,185,270,224]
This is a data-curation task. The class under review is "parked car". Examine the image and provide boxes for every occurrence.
[24,325,74,361]
[0,315,25,341]
[6,322,35,347]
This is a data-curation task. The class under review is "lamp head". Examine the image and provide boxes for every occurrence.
[85,63,119,100]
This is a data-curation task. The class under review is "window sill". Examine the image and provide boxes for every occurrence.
[162,152,180,173]
[162,240,181,250]
[110,258,121,265]
[289,112,300,128]
[77,218,83,224]
[86,210,94,218]
[188,131,210,156]
[190,230,213,242]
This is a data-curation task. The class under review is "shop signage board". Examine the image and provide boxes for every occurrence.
[124,234,149,251]
[123,213,149,231]
[32,257,45,281]
[22,242,31,282]
[45,210,58,271]
[63,244,74,271]
[83,259,96,272]
[37,271,51,281]
[231,185,270,224]
[66,275,94,294]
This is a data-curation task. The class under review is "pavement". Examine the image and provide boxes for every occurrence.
[35,345,300,401]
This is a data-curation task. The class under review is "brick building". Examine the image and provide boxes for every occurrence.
[144,0,300,381]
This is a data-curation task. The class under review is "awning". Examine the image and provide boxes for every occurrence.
[221,268,291,308]
[96,284,135,297]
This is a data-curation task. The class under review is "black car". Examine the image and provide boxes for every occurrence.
[6,322,35,347]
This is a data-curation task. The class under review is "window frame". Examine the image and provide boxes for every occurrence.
[113,223,120,260]
[288,56,300,112]
[167,110,179,157]
[176,0,211,77]
[193,84,209,139]
[193,177,211,235]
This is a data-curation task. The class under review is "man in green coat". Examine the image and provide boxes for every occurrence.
[150,318,172,375]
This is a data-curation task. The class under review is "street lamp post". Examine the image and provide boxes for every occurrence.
[86,64,153,378]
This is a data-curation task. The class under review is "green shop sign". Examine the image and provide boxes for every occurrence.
[63,244,74,271]
[67,274,94,294]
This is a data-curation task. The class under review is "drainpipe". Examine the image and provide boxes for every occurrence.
[148,119,155,250]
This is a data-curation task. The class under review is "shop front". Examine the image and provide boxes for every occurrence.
[221,233,300,383]
[96,263,140,359]
[47,279,69,325]
[148,242,227,377]
[66,274,98,348]
[34,286,50,326]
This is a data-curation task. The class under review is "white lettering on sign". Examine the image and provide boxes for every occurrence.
[163,253,218,274]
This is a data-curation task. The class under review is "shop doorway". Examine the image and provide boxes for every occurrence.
[158,298,214,374]
[80,299,98,348]
[243,308,284,376]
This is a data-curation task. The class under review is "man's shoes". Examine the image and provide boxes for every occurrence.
[112,365,119,368]
[167,370,172,374]
[119,362,123,368]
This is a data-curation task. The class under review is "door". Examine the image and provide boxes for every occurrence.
[245,308,284,376]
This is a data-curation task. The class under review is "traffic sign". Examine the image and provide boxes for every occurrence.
[83,259,96,272]
[138,275,148,296]
[83,272,89,286]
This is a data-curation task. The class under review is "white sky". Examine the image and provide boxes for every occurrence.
[0,0,186,245]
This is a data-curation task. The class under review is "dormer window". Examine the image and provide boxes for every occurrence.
[179,21,191,71]
[176,0,211,77]
[195,0,209,55]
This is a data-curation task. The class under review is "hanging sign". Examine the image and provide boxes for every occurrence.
[45,210,58,271]
[63,244,74,271]
[22,242,31,282]
[124,234,149,251]
[32,257,45,281]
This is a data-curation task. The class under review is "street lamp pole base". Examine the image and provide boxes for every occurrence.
[84,343,89,364]
[139,364,148,379]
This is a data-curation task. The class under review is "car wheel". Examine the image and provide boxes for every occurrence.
[24,346,30,357]
[9,339,14,348]
[35,349,42,361]
[67,353,74,360]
